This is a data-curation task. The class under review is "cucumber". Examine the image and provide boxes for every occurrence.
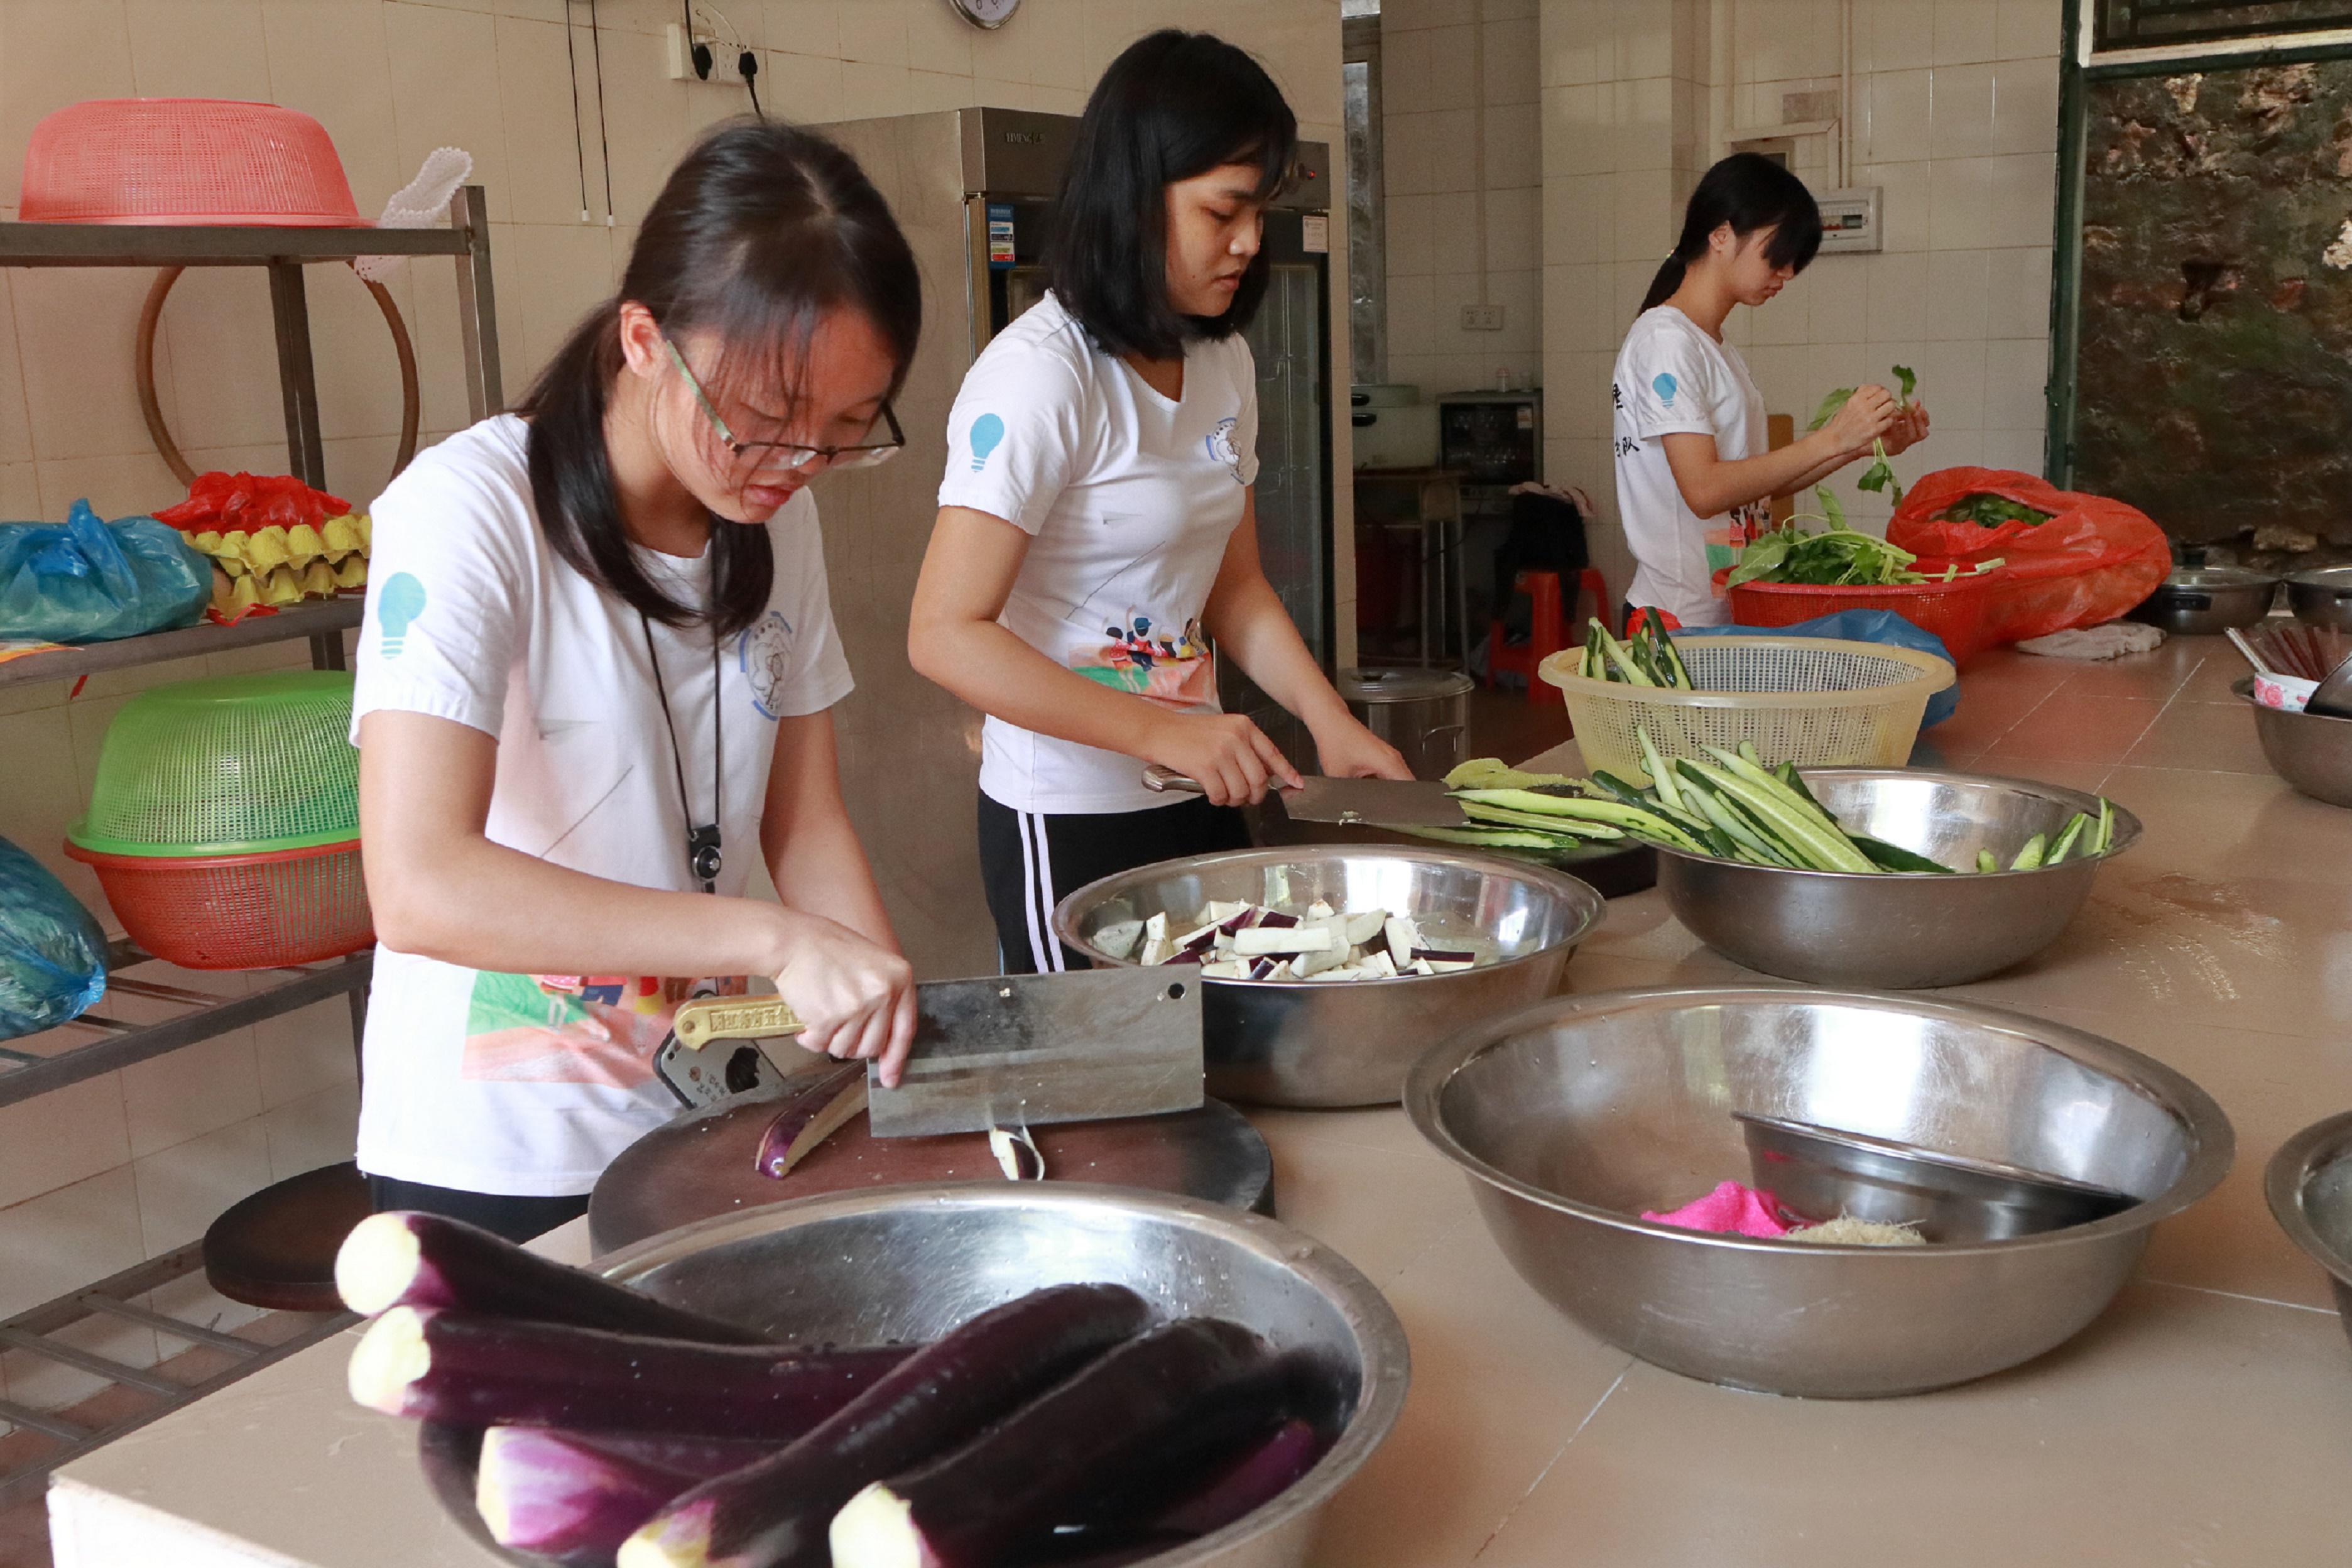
[620,1283,1152,1568]
[1850,834,1955,874]
[2010,834,2047,871]
[1457,802,1626,838]
[2094,797,2115,855]
[2044,812,2089,865]
[335,1211,771,1345]
[827,1321,1299,1568]
[346,1306,910,1436]
[1391,824,1567,849]
[1635,726,1685,810]
[1976,849,1999,873]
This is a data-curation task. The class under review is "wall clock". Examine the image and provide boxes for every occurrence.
[944,0,1020,28]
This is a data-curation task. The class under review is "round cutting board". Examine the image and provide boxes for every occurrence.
[588,1092,1274,1256]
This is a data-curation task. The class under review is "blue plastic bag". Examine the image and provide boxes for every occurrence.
[0,499,210,645]
[1676,610,1959,728]
[0,836,107,1041]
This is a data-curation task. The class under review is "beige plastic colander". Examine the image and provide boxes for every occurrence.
[1538,635,1954,784]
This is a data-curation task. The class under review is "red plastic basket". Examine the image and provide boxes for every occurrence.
[20,99,364,226]
[62,841,373,970]
[1727,570,2000,667]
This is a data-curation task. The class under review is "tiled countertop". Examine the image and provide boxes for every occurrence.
[46,636,2352,1565]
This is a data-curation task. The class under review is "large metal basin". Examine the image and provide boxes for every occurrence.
[424,1185,1408,1568]
[1055,846,1605,1107]
[2285,565,2352,629]
[2129,567,2277,634]
[2265,1111,2352,1356]
[1655,768,2140,988]
[1405,988,2232,1398]
[2236,675,2352,807]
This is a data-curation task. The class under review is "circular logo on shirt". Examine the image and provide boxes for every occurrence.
[1205,417,1246,483]
[738,612,797,720]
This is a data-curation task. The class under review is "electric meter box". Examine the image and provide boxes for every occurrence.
[1815,187,1882,254]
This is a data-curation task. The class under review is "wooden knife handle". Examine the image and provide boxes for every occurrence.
[1142,765,1203,794]
[672,995,805,1052]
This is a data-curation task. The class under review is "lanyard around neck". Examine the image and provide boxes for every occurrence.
[639,614,722,895]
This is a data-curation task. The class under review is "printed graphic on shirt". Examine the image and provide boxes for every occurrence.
[1206,417,1246,483]
[1073,611,1214,707]
[378,572,427,659]
[737,610,797,721]
[1652,373,1679,408]
[969,413,1006,472]
[459,971,744,1087]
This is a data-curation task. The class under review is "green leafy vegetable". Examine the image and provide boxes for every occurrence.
[1809,366,1920,508]
[1935,493,2052,528]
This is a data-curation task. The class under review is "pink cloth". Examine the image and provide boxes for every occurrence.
[1643,1180,1790,1238]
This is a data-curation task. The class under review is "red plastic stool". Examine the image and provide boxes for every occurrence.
[1487,568,1608,705]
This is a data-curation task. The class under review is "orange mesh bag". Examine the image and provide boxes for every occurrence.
[1886,468,2170,646]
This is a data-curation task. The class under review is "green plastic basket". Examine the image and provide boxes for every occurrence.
[69,670,359,858]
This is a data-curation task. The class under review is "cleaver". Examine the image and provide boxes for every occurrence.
[1142,764,1469,827]
[663,965,1203,1139]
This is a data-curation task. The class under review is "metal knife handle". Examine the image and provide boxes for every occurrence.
[1142,765,1204,795]
[672,995,805,1052]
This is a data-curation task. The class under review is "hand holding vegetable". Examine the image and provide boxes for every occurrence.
[1817,383,1902,458]
[768,915,917,1087]
[1881,398,1931,457]
[1145,711,1303,808]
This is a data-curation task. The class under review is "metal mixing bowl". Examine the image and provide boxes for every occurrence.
[1405,987,2232,1398]
[2235,675,2352,807]
[2129,567,2278,634]
[420,1184,1410,1568]
[2285,565,2352,629]
[2265,1111,2352,1356]
[1653,768,2141,988]
[1055,846,1606,1108]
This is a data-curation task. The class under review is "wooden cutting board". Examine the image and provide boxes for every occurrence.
[588,1090,1275,1256]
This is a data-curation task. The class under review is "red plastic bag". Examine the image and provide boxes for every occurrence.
[154,471,351,533]
[1886,468,2170,645]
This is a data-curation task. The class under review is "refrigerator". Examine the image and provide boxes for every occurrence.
[810,109,1338,979]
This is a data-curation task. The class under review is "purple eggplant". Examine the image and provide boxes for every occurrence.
[1150,1418,1326,1535]
[335,1211,768,1344]
[827,1319,1280,1568]
[476,1426,784,1560]
[754,1064,869,1180]
[347,1306,909,1436]
[619,1283,1151,1568]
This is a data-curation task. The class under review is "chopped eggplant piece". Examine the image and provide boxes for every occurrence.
[754,1065,869,1181]
[1233,926,1333,956]
[1091,921,1144,961]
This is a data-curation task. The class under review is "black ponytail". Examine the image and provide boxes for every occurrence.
[517,121,922,640]
[1638,153,1824,317]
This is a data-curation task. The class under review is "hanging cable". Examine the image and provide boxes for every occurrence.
[564,0,591,222]
[589,0,616,225]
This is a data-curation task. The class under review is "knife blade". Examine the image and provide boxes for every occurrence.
[1141,765,1469,827]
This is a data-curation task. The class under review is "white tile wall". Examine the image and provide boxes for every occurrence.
[1544,0,2061,597]
[0,0,1349,1383]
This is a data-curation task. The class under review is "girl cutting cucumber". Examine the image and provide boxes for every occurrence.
[908,31,1408,976]
[1611,153,1929,626]
[352,124,922,1239]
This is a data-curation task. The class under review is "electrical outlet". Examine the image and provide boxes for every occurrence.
[1460,304,1505,331]
[665,22,721,82]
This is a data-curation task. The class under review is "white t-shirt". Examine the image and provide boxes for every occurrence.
[939,291,1259,814]
[1611,305,1770,626]
[349,414,854,1196]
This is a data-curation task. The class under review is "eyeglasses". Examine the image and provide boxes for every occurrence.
[663,337,904,473]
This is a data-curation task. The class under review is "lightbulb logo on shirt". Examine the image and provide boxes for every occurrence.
[1651,373,1679,409]
[969,413,1006,471]
[1205,418,1246,484]
[736,610,797,721]
[376,571,427,660]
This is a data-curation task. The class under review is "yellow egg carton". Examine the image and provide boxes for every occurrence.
[192,513,370,620]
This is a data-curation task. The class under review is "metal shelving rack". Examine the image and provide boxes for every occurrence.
[0,193,501,1505]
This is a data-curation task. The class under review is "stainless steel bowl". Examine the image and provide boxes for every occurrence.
[2129,567,2278,634]
[1653,768,2141,988]
[2285,565,2352,629]
[2265,1111,2352,1356]
[2235,675,2352,807]
[1405,987,2232,1398]
[1055,846,1606,1108]
[422,1184,1410,1568]
[1734,1111,2139,1241]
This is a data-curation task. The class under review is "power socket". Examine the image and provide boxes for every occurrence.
[665,22,720,82]
[1460,303,1505,331]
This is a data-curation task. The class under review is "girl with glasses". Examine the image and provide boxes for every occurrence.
[349,122,921,1239]
[910,30,1412,976]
